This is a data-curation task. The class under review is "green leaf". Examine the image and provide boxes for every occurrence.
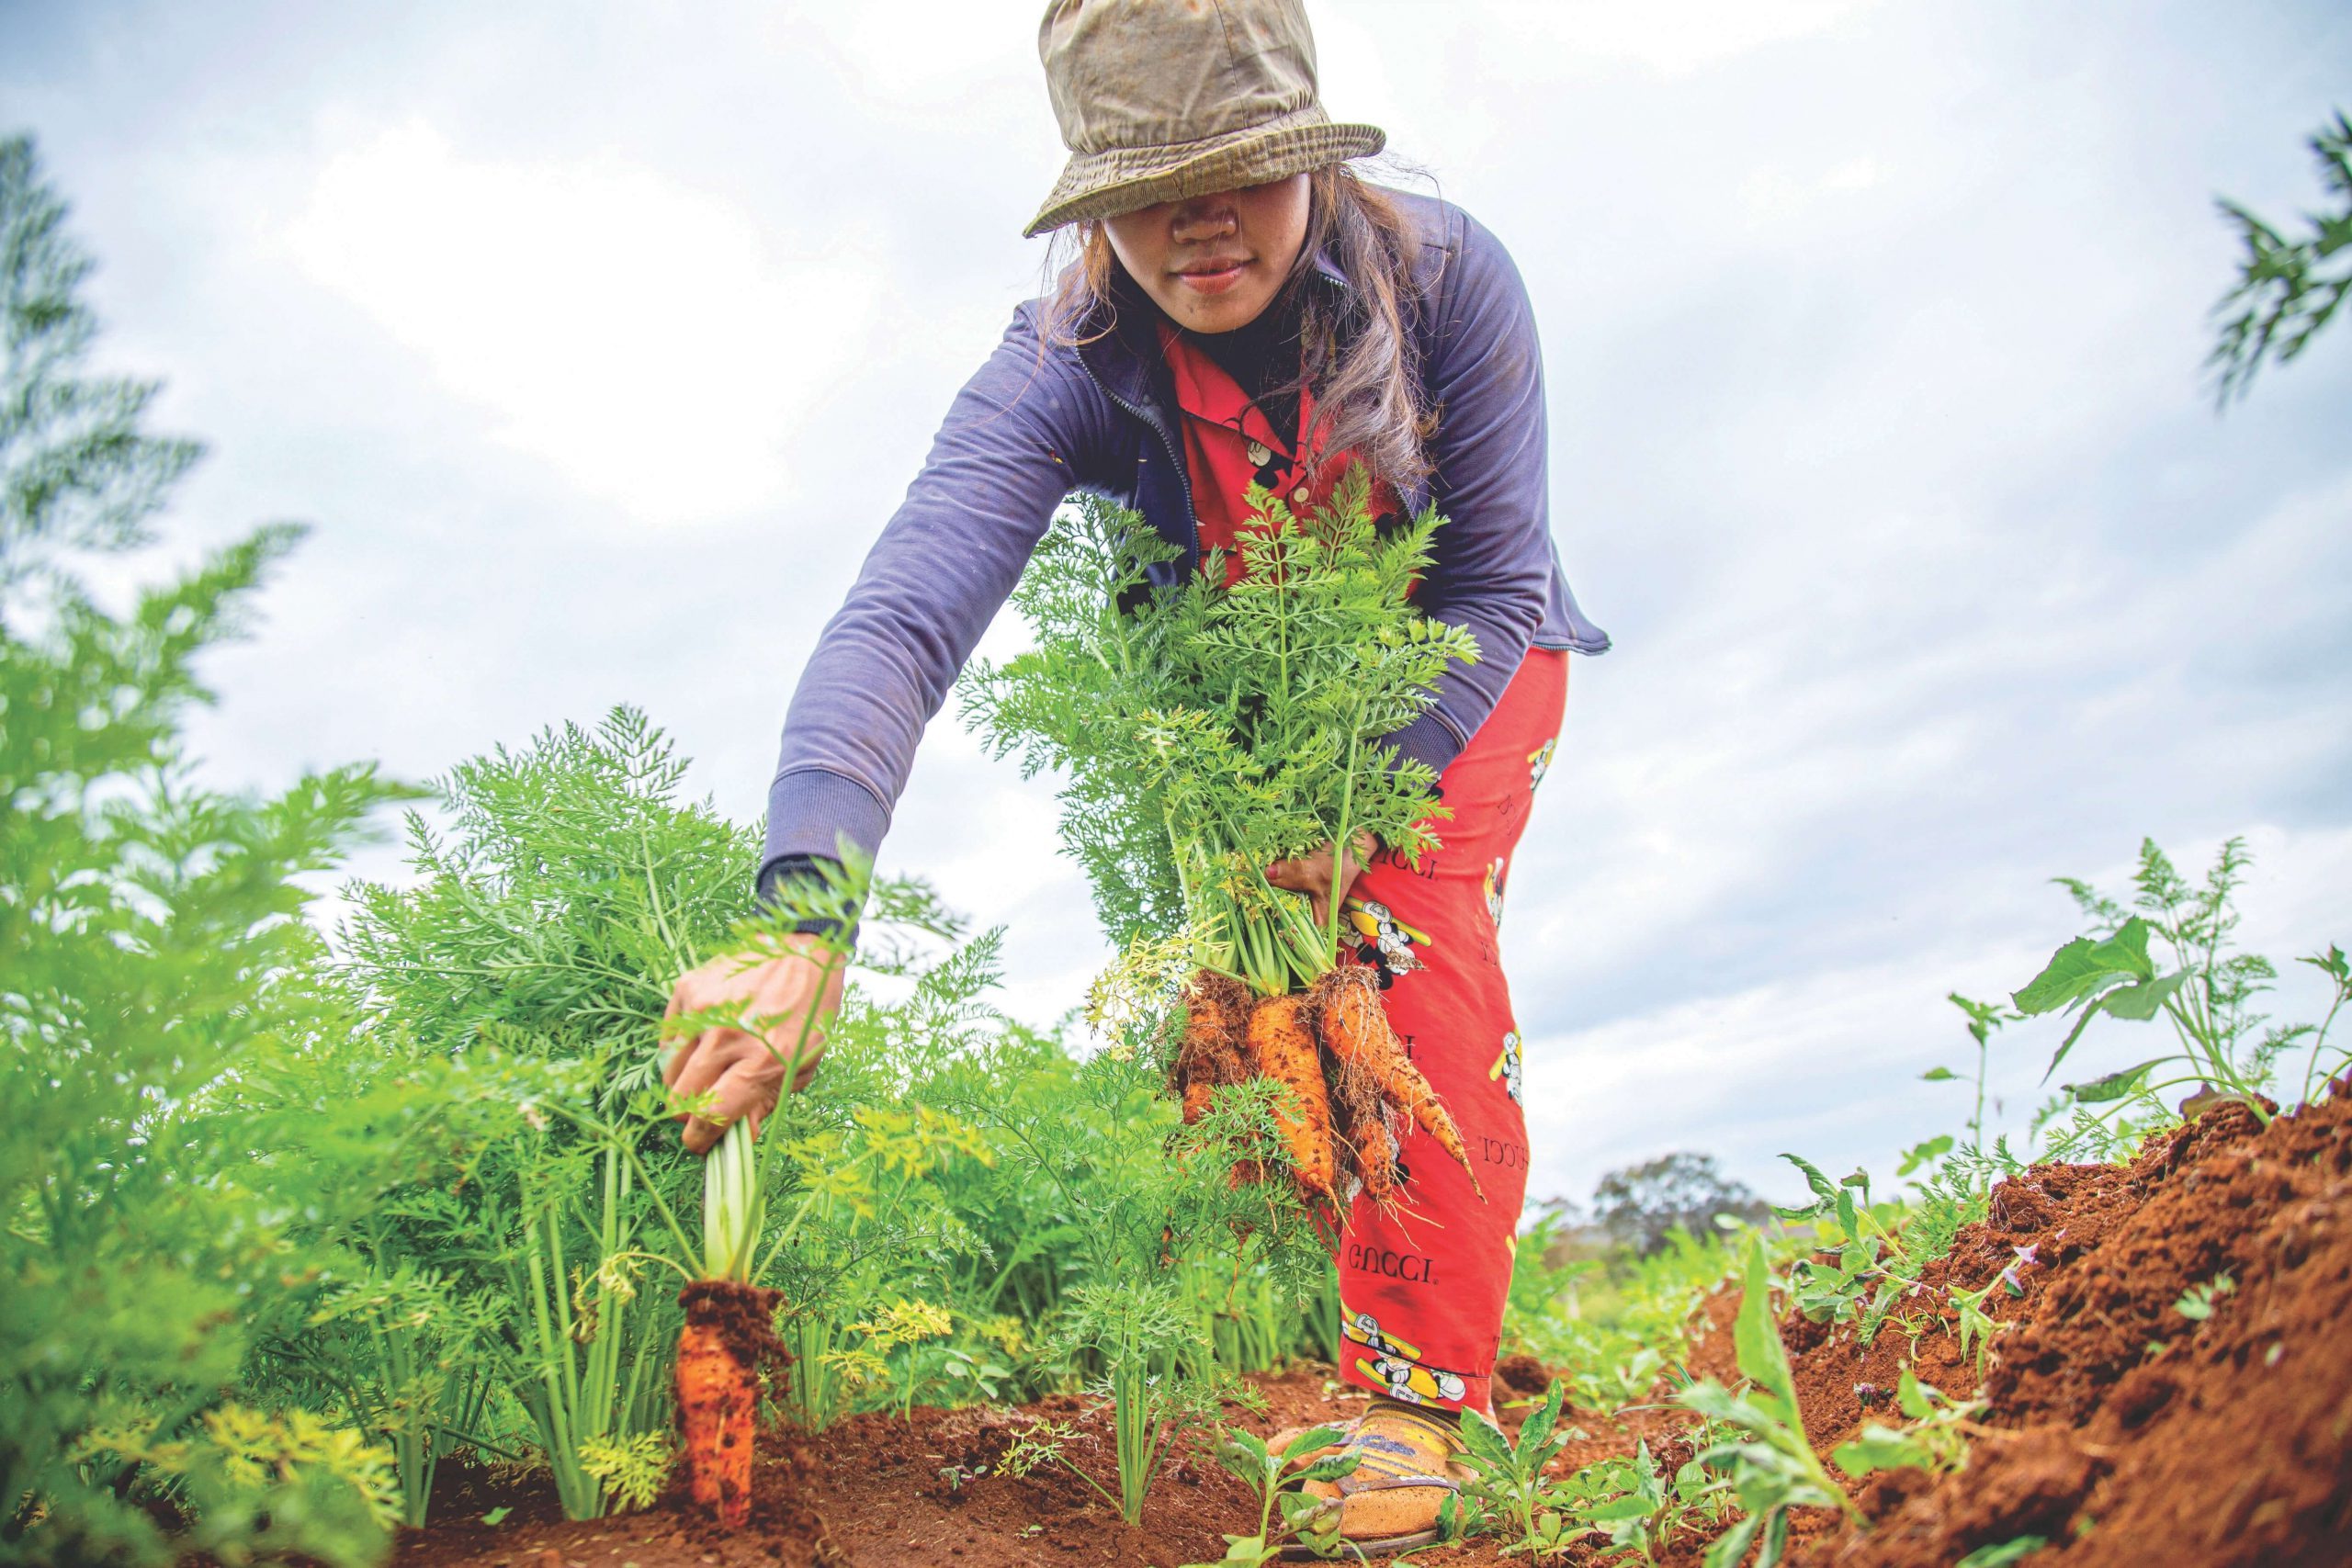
[1781,1153,1839,1205]
[1456,1408,1516,1472]
[1677,1380,1751,1427]
[1897,1134,1954,1177]
[480,1506,512,1527]
[1831,1427,1927,1477]
[1895,1368,1936,1420]
[2040,1001,2108,1083]
[2063,1057,2169,1104]
[1190,1533,1272,1568]
[1587,1495,1656,1523]
[2013,918,2154,1015]
[2097,969,2189,1022]
[1920,1066,1959,1081]
[1517,1377,1565,1461]
[1293,1453,1363,1484]
[1955,1538,2050,1568]
[1732,1239,1799,1414]
[1770,1153,1840,1220]
[1705,1511,1763,1568]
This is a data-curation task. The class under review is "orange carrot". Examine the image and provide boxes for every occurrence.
[1323,1043,1396,1206]
[1246,991,1337,1203]
[1312,964,1483,1199]
[677,1280,785,1529]
[1173,970,1252,1123]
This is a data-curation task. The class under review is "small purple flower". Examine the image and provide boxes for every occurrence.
[1999,1243,2041,1294]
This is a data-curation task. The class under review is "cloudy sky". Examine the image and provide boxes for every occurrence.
[7,1,2347,1208]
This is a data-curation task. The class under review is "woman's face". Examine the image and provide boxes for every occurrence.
[1102,175,1311,333]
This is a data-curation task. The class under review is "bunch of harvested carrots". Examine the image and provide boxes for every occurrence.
[1170,963,1476,1218]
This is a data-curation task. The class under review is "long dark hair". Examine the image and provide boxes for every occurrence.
[1046,164,1434,499]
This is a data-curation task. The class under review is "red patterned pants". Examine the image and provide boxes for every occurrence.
[1332,648,1567,1416]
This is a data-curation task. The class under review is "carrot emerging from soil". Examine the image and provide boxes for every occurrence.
[1246,991,1337,1203]
[677,1280,786,1529]
[1312,964,1482,1199]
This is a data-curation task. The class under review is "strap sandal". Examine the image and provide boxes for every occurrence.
[1273,1400,1471,1559]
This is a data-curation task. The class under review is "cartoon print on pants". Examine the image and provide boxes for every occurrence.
[1483,856,1508,932]
[1342,1304,1467,1406]
[1489,1030,1523,1106]
[1528,737,1556,790]
[1344,897,1430,988]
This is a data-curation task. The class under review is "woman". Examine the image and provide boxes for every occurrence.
[662,0,1607,1551]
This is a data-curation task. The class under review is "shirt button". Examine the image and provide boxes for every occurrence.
[1247,440,1272,467]
[1292,485,1311,504]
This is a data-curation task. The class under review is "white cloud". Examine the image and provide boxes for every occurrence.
[1521,820,2352,1207]
[1498,0,1883,79]
[278,121,881,524]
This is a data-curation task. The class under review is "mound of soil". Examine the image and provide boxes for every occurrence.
[390,1085,2352,1568]
[1820,1086,2352,1567]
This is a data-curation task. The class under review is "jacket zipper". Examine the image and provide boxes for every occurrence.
[1078,357,1200,566]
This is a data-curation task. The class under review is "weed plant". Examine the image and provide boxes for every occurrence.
[2014,839,2347,1146]
[1675,1240,1864,1567]
[1182,1425,1356,1566]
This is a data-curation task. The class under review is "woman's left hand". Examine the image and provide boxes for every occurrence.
[1265,829,1377,930]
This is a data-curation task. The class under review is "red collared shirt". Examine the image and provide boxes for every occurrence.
[1159,321,1341,587]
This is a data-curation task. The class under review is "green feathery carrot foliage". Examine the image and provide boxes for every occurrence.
[961,476,1476,996]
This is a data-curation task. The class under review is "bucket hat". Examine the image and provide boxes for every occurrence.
[1023,0,1385,238]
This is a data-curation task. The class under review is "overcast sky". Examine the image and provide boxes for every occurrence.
[7,1,2347,1209]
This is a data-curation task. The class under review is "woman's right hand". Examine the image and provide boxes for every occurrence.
[661,932,844,1154]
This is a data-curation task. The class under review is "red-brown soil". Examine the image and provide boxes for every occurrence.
[1822,1088,2352,1567]
[392,1085,2352,1568]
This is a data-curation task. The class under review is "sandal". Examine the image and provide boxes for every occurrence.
[1272,1399,1471,1558]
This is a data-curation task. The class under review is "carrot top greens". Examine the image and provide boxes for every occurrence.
[961,469,1476,996]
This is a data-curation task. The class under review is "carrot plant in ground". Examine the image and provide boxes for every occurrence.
[334,710,992,1524]
[0,133,415,1568]
[962,483,1484,1216]
[334,711,738,1522]
[947,1014,1329,1528]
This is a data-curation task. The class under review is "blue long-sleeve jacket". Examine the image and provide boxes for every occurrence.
[761,188,1608,891]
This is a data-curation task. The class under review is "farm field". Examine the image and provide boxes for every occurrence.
[384,1088,2352,1567]
[8,93,2352,1568]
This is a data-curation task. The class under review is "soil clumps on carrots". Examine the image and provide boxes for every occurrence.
[1171,970,1253,1126]
[675,1280,789,1530]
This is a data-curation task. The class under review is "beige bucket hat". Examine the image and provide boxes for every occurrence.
[1023,0,1385,238]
